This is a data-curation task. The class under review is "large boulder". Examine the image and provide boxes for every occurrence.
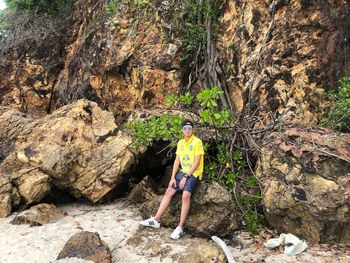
[15,100,138,203]
[0,99,141,216]
[256,127,350,244]
[57,231,111,263]
[127,227,227,263]
[10,203,63,226]
[139,180,240,238]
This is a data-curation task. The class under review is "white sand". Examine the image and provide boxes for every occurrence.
[1,201,349,263]
[0,201,157,263]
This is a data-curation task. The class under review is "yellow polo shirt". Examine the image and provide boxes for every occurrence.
[176,135,204,180]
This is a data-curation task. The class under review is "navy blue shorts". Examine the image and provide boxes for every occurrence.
[172,172,199,194]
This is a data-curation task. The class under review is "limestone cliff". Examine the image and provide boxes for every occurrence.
[1,0,183,122]
[219,0,350,124]
[1,0,349,124]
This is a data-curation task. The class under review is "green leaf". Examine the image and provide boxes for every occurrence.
[179,92,194,105]
[166,94,177,105]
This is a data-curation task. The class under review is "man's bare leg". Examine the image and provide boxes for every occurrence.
[154,187,177,221]
[178,191,191,229]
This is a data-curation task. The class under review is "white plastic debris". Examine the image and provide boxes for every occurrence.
[264,233,308,256]
[211,236,236,263]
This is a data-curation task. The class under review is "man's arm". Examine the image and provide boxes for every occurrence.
[171,155,180,179]
[168,155,180,187]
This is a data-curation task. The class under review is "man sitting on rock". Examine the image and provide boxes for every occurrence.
[140,120,204,239]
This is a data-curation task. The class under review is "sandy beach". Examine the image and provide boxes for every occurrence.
[0,201,349,263]
[0,201,147,263]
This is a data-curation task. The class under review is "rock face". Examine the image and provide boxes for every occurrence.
[0,176,13,217]
[2,1,349,124]
[10,203,63,226]
[51,5,182,123]
[219,0,350,124]
[0,0,182,121]
[0,107,33,163]
[57,231,111,263]
[0,99,139,216]
[139,180,240,238]
[256,127,350,244]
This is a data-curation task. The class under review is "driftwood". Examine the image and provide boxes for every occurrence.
[211,236,236,263]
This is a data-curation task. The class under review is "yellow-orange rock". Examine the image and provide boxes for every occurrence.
[0,99,142,213]
[256,127,350,244]
[218,0,350,124]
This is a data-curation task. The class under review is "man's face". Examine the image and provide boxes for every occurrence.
[182,125,193,137]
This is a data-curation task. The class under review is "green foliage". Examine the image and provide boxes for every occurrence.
[166,86,234,127]
[213,143,245,190]
[243,211,264,234]
[206,124,261,233]
[105,0,119,14]
[183,20,206,59]
[196,86,234,127]
[0,12,12,31]
[238,193,260,210]
[224,172,237,190]
[125,114,184,148]
[179,92,194,106]
[246,175,258,187]
[239,192,262,233]
[5,0,72,16]
[323,76,350,132]
[196,86,222,108]
[206,161,218,181]
[181,0,206,59]
[165,94,177,106]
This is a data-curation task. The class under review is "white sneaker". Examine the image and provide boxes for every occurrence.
[170,226,183,240]
[140,217,160,228]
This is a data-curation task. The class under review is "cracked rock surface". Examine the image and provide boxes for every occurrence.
[256,127,350,243]
[0,100,140,216]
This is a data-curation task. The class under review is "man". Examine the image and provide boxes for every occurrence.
[140,120,204,239]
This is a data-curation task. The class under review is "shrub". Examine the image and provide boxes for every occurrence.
[323,76,350,132]
[5,0,72,16]
[125,114,184,148]
[0,0,73,56]
[0,8,61,56]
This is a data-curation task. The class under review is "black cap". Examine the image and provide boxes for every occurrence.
[182,120,194,127]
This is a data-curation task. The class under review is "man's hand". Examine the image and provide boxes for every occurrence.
[179,177,187,190]
[168,178,176,188]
